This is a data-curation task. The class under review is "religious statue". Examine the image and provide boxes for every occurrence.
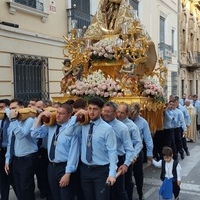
[119,55,139,95]
[60,59,75,94]
[84,0,157,77]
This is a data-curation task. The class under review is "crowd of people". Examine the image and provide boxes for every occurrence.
[0,94,199,200]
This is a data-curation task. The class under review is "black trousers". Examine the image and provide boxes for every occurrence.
[72,158,85,200]
[36,148,53,199]
[133,150,144,199]
[80,162,110,200]
[174,127,184,155]
[153,130,164,160]
[0,148,10,200]
[48,162,74,200]
[163,129,177,160]
[180,128,188,152]
[125,164,133,200]
[110,155,128,200]
[173,181,180,198]
[13,153,38,200]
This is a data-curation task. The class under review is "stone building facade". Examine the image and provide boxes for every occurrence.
[179,0,200,97]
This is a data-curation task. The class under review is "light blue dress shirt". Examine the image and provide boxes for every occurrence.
[133,115,153,157]
[179,98,186,106]
[5,117,38,164]
[31,119,80,173]
[173,108,186,131]
[178,104,191,126]
[81,117,118,177]
[164,109,175,129]
[108,118,134,166]
[121,117,143,158]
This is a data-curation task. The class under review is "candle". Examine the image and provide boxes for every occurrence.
[85,39,91,48]
[71,20,77,29]
[122,22,128,35]
[77,29,82,38]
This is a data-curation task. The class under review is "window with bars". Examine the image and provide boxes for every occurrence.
[70,0,91,28]
[13,54,49,105]
[71,0,90,13]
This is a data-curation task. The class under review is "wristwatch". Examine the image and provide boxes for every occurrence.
[10,118,17,122]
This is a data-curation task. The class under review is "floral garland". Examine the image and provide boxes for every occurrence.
[67,70,123,99]
[89,38,122,61]
[139,76,165,103]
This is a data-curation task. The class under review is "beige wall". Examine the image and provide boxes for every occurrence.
[0,25,66,100]
[0,0,70,100]
[0,0,68,38]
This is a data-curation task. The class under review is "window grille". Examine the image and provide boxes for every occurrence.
[13,54,49,105]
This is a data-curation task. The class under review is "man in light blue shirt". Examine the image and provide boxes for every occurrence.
[5,99,38,200]
[174,96,191,156]
[32,103,80,200]
[75,97,118,200]
[117,102,143,200]
[129,103,153,200]
[102,101,134,200]
[0,99,16,200]
[173,100,187,160]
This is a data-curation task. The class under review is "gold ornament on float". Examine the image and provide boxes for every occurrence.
[52,0,168,134]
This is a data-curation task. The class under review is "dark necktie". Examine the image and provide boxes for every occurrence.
[86,122,94,163]
[49,124,61,160]
[10,132,16,161]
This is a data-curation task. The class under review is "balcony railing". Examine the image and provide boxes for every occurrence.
[14,0,44,11]
[67,8,93,32]
[188,51,200,64]
[158,42,172,61]
[198,52,200,63]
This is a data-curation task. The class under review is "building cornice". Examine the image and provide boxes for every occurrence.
[0,24,64,47]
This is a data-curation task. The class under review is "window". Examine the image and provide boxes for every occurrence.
[14,0,44,11]
[70,0,91,29]
[181,80,184,96]
[160,16,165,43]
[71,0,90,13]
[182,29,186,51]
[171,72,178,96]
[172,29,175,53]
[130,0,139,11]
[13,54,49,104]
[7,0,48,22]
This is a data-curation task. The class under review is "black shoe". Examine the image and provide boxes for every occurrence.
[180,153,185,159]
[138,196,145,200]
[186,150,190,156]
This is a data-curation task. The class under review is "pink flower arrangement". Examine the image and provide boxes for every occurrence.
[139,77,165,102]
[89,38,122,61]
[67,70,123,98]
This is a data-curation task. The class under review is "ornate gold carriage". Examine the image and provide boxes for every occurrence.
[52,0,167,134]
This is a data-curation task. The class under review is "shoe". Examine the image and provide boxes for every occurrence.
[186,150,190,156]
[175,197,179,200]
[138,196,145,200]
[180,153,185,159]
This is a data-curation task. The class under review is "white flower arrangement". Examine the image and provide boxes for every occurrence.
[89,38,122,61]
[68,70,123,98]
[139,76,165,102]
